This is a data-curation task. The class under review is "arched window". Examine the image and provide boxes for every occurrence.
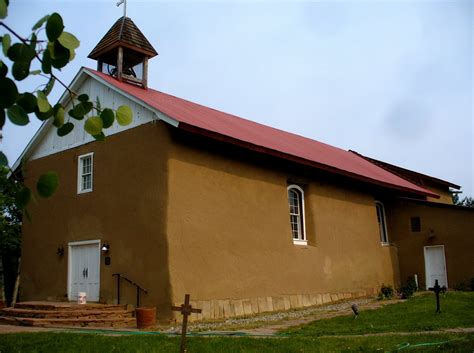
[287,185,306,244]
[375,201,389,244]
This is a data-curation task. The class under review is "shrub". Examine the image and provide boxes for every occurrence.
[470,278,474,291]
[453,282,467,291]
[399,276,418,299]
[378,284,394,300]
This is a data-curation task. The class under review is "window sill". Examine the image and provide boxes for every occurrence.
[77,189,93,195]
[293,239,308,246]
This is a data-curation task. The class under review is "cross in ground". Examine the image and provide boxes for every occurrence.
[172,294,202,353]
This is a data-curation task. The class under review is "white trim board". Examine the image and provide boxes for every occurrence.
[10,67,179,174]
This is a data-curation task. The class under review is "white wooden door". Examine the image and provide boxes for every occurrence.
[424,245,448,289]
[68,241,100,301]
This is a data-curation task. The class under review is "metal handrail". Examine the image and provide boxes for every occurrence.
[112,273,148,307]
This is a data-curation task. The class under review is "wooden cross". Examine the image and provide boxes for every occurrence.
[428,279,446,313]
[172,294,202,353]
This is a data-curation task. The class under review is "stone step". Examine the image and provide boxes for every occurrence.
[0,316,136,328]
[1,307,134,319]
[14,302,128,311]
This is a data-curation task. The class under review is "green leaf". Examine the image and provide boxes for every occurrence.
[78,94,89,103]
[116,105,133,126]
[15,187,32,209]
[29,33,37,50]
[58,31,80,50]
[32,14,50,31]
[95,96,101,112]
[69,49,75,62]
[84,116,103,136]
[34,107,53,121]
[45,13,64,42]
[43,77,55,96]
[17,93,38,113]
[12,60,31,81]
[36,91,51,113]
[93,132,105,141]
[100,108,115,129]
[50,41,70,69]
[30,70,41,75]
[0,109,4,129]
[0,77,18,108]
[7,105,29,126]
[36,171,59,198]
[57,122,74,136]
[68,101,93,120]
[0,151,7,166]
[7,43,35,62]
[42,49,52,74]
[0,0,7,19]
[2,33,10,56]
[53,104,65,128]
[0,60,7,77]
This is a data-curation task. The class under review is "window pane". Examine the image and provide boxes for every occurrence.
[288,187,304,241]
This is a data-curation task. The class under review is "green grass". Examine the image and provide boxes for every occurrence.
[283,291,474,336]
[0,332,473,353]
[1,292,473,352]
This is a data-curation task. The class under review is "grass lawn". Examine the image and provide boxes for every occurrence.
[283,291,474,336]
[0,292,473,352]
[0,332,473,353]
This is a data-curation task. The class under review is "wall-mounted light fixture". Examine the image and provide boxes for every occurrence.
[101,241,110,253]
[56,245,65,257]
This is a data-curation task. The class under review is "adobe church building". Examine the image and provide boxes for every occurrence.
[14,17,474,321]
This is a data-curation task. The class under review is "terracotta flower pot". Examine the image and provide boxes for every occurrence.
[135,307,156,329]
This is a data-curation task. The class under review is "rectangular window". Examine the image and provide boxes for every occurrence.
[78,153,94,194]
[375,202,389,244]
[411,217,421,232]
[288,185,307,245]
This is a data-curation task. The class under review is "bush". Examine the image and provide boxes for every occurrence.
[470,278,474,291]
[378,284,394,300]
[399,276,418,299]
[453,282,467,291]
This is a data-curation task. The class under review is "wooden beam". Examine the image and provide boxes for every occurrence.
[117,46,123,81]
[142,57,148,88]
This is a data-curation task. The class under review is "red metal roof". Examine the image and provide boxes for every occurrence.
[86,68,439,198]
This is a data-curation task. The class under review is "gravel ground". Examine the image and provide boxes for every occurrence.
[174,297,377,333]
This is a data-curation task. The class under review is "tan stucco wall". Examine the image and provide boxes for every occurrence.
[386,199,474,289]
[165,131,400,317]
[21,122,173,313]
[425,183,454,204]
[21,123,403,320]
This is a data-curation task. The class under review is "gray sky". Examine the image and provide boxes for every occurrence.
[2,0,473,197]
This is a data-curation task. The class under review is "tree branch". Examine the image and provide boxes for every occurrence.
[0,21,77,103]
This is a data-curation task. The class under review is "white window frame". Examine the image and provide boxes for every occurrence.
[375,201,389,245]
[287,185,307,245]
[77,152,94,194]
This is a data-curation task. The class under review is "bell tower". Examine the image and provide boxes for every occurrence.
[88,16,158,88]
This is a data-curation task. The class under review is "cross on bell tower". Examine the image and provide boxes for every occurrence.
[88,10,158,89]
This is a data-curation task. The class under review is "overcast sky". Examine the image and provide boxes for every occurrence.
[2,0,473,197]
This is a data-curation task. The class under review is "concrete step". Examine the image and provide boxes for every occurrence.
[1,307,134,319]
[0,316,136,328]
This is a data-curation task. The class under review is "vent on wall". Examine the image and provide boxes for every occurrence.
[410,217,421,232]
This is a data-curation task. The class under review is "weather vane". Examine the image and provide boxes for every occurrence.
[117,0,127,17]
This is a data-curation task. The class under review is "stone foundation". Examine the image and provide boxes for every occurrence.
[174,288,377,322]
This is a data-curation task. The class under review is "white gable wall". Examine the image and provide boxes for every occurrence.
[30,76,157,161]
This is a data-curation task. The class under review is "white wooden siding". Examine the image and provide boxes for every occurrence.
[30,77,157,160]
